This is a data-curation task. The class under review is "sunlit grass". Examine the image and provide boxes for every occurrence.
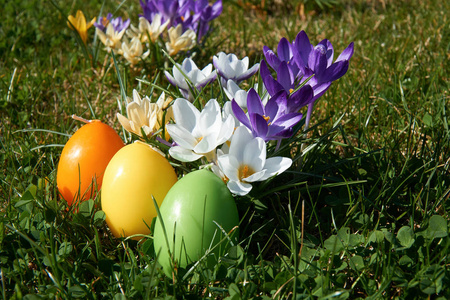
[0,0,449,298]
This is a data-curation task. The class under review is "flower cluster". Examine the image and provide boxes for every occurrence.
[117,30,354,196]
[67,1,222,66]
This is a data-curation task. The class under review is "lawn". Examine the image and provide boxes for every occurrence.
[0,0,449,299]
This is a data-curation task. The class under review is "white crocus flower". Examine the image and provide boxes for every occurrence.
[165,24,196,56]
[165,57,217,100]
[117,90,173,137]
[213,52,260,85]
[121,37,150,65]
[96,23,127,52]
[214,126,292,196]
[166,98,234,162]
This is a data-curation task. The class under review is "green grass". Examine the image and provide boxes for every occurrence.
[1,0,449,298]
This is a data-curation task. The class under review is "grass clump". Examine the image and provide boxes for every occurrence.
[1,0,449,299]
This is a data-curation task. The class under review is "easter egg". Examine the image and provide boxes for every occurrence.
[57,120,124,206]
[101,141,178,239]
[153,169,239,275]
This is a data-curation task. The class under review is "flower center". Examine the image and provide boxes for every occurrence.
[101,17,110,27]
[238,164,255,182]
[263,115,272,126]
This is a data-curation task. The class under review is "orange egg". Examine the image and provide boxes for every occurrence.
[57,120,124,206]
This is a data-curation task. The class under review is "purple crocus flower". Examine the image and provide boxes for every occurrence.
[292,30,354,128]
[94,13,113,32]
[140,0,158,22]
[263,37,300,78]
[260,59,296,96]
[110,16,130,32]
[140,0,193,28]
[231,88,304,142]
[94,13,130,33]
[293,31,354,89]
[259,59,315,113]
[192,0,223,41]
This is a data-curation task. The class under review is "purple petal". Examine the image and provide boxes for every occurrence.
[277,37,293,62]
[336,42,354,63]
[246,88,265,116]
[263,46,280,71]
[318,39,334,66]
[276,61,295,92]
[266,91,288,120]
[322,60,349,82]
[288,85,314,112]
[231,100,251,129]
[311,82,332,101]
[259,59,272,76]
[249,113,268,140]
[293,31,312,71]
[273,112,303,129]
[308,44,328,79]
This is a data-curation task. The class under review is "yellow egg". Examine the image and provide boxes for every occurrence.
[101,141,178,239]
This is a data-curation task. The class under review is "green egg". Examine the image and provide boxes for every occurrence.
[153,169,239,275]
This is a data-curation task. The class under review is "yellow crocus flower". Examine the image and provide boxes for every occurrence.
[67,10,96,45]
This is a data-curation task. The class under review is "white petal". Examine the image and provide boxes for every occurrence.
[243,137,266,172]
[227,180,252,196]
[218,155,240,181]
[194,132,219,154]
[243,169,266,182]
[198,99,221,135]
[229,126,252,162]
[169,146,203,162]
[215,115,235,145]
[259,157,292,181]
[172,98,200,132]
[166,124,197,149]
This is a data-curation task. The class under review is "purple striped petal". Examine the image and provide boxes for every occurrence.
[249,113,268,140]
[231,100,252,129]
[246,88,265,116]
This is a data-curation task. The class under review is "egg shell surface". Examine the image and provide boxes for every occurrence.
[57,120,124,206]
[153,169,239,274]
[101,141,178,239]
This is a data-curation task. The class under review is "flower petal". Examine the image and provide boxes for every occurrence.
[259,157,292,181]
[169,146,203,162]
[166,123,198,149]
[227,180,253,196]
[172,98,200,132]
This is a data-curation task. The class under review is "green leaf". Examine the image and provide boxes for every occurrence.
[68,286,86,298]
[58,241,73,257]
[426,215,448,239]
[349,255,365,271]
[93,210,106,225]
[228,283,241,297]
[419,264,445,295]
[324,235,344,252]
[397,226,415,248]
[78,199,94,218]
[423,112,433,126]
[399,255,414,267]
[368,230,385,244]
